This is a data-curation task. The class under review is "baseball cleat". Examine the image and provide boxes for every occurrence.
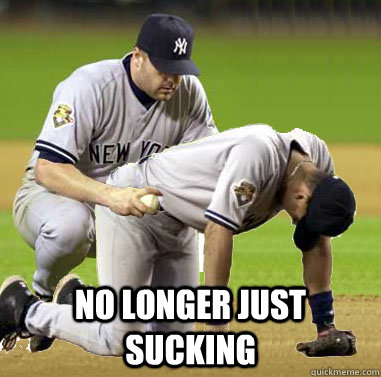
[0,276,39,352]
[53,274,86,306]
[30,274,86,353]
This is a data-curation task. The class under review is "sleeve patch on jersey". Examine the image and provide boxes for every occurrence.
[231,180,256,208]
[53,104,75,128]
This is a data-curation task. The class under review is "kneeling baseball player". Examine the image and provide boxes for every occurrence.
[0,124,356,357]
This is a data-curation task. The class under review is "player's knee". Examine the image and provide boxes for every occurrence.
[107,342,125,356]
[104,326,126,356]
[42,207,93,256]
[57,218,93,256]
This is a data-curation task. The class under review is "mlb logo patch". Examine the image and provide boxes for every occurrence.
[53,104,74,128]
[232,180,256,207]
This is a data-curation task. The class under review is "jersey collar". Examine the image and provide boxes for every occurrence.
[122,54,157,110]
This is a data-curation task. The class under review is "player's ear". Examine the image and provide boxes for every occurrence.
[132,47,144,70]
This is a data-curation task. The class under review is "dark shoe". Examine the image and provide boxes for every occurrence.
[29,274,86,353]
[53,274,86,306]
[0,276,39,352]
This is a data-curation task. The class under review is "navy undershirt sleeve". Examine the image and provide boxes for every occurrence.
[37,149,73,164]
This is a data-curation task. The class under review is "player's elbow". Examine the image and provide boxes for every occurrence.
[205,221,233,237]
[35,158,54,185]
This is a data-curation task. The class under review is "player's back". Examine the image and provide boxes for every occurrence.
[108,124,333,232]
[144,123,277,188]
[138,124,333,232]
[139,124,284,230]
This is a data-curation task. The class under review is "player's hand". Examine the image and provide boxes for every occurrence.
[204,323,229,332]
[106,186,162,217]
[296,328,357,357]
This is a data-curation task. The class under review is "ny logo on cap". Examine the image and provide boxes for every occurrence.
[173,37,187,55]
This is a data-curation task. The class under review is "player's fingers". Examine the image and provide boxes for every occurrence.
[147,186,162,196]
[296,342,311,356]
[296,342,307,352]
[130,208,144,218]
[117,202,144,217]
[138,186,162,197]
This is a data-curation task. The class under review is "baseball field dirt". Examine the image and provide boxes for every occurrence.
[0,297,380,377]
[1,142,380,376]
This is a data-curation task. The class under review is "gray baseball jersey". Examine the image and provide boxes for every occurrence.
[23,125,334,356]
[14,53,217,298]
[24,54,217,183]
[109,124,334,233]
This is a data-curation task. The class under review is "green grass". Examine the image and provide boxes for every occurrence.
[230,215,381,295]
[0,27,379,297]
[1,211,379,296]
[0,28,380,143]
[0,211,97,286]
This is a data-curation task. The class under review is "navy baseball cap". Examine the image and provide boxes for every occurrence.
[293,176,356,252]
[136,14,200,76]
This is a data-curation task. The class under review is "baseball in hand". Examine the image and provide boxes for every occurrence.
[140,194,160,212]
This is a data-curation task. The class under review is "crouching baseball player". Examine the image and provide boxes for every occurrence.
[1,124,356,357]
[12,14,217,352]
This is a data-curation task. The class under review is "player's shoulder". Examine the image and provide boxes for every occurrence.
[225,124,278,154]
[60,58,126,92]
[287,127,315,141]
[287,128,329,153]
[181,74,202,86]
[168,75,208,110]
[286,128,333,172]
[238,124,278,144]
[179,75,205,95]
[219,126,277,176]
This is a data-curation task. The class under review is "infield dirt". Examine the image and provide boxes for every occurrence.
[0,296,380,377]
[1,143,380,376]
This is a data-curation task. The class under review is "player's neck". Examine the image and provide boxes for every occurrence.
[129,62,139,88]
[128,56,156,109]
[285,151,314,181]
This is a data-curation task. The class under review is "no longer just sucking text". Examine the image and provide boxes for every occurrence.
[72,286,307,367]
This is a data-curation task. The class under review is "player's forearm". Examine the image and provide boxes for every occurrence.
[204,221,233,287]
[302,236,332,295]
[35,158,112,205]
[35,159,162,217]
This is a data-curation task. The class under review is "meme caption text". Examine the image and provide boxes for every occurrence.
[72,286,307,368]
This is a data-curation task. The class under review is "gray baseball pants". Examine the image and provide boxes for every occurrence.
[23,164,198,355]
[13,180,96,298]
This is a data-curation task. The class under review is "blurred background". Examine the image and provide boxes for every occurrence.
[1,0,381,32]
[0,0,380,141]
